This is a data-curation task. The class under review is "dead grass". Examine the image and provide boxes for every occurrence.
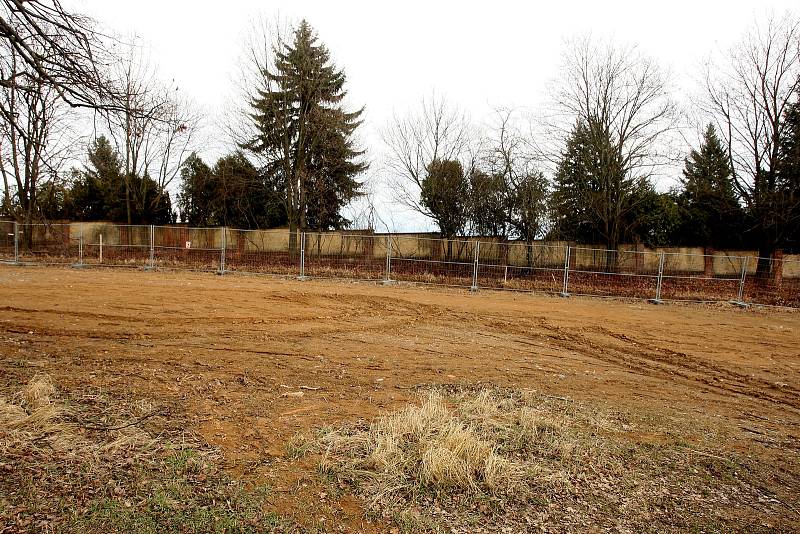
[0,375,293,533]
[319,386,797,533]
[0,374,158,465]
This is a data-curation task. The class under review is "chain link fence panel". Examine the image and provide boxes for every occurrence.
[0,221,14,263]
[223,228,297,276]
[16,223,79,265]
[81,223,151,268]
[2,222,798,309]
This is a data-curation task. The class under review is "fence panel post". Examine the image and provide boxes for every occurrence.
[560,246,571,297]
[77,223,84,266]
[299,231,306,279]
[384,235,392,283]
[219,227,226,275]
[733,256,749,307]
[99,234,103,264]
[13,221,19,264]
[651,252,665,304]
[148,225,154,270]
[471,241,480,291]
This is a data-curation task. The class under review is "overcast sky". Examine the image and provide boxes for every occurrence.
[72,0,798,231]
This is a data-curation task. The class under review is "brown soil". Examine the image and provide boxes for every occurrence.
[1,265,799,531]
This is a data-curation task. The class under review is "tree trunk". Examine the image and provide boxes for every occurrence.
[756,245,775,278]
[288,221,298,257]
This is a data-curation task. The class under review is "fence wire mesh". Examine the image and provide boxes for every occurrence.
[389,236,477,287]
[16,223,79,265]
[3,222,799,308]
[566,247,661,299]
[152,226,222,272]
[0,220,14,263]
[475,240,567,293]
[304,232,387,280]
[224,228,296,276]
[82,224,150,268]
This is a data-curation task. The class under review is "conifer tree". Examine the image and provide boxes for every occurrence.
[776,100,800,251]
[67,136,172,224]
[244,20,366,244]
[550,120,653,268]
[677,124,744,248]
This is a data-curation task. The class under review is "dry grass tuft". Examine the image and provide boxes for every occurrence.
[0,374,162,464]
[321,390,528,501]
[0,374,75,456]
[319,386,782,533]
[1,375,282,532]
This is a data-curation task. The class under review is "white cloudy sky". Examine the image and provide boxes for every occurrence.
[71,0,798,231]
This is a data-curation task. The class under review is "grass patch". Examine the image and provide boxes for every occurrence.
[319,387,796,533]
[0,375,297,533]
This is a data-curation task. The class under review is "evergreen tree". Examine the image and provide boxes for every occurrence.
[631,189,683,247]
[677,124,744,249]
[178,151,286,229]
[67,136,125,221]
[420,159,469,239]
[469,169,510,238]
[776,100,800,252]
[178,153,214,226]
[550,120,653,268]
[507,170,548,243]
[244,20,366,242]
[67,136,172,224]
[550,121,600,243]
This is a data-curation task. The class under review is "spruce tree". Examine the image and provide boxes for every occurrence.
[550,121,600,244]
[67,136,172,224]
[776,100,800,251]
[67,136,124,221]
[677,124,744,249]
[420,159,469,238]
[244,20,366,241]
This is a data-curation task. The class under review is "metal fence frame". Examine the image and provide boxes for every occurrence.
[1,222,798,309]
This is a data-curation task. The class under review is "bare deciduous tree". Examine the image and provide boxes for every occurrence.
[702,13,800,267]
[0,0,117,113]
[383,94,476,227]
[0,38,73,230]
[101,45,200,224]
[543,35,677,262]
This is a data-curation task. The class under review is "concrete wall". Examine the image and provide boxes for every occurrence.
[50,222,800,278]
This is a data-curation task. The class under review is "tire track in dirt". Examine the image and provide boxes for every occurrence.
[522,317,800,410]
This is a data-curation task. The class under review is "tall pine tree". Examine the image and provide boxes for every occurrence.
[550,121,601,244]
[550,122,650,246]
[66,136,172,224]
[776,100,800,251]
[244,20,366,244]
[677,124,744,249]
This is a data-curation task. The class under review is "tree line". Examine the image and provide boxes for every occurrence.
[1,3,799,265]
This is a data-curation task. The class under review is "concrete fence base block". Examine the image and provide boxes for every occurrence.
[648,298,664,305]
[729,300,750,309]
[559,292,571,298]
[71,263,86,269]
[143,265,156,272]
[382,280,395,286]
[297,275,309,281]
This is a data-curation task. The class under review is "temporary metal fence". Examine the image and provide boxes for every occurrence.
[2,222,798,308]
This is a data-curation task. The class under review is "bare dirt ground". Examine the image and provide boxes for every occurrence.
[1,265,799,532]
